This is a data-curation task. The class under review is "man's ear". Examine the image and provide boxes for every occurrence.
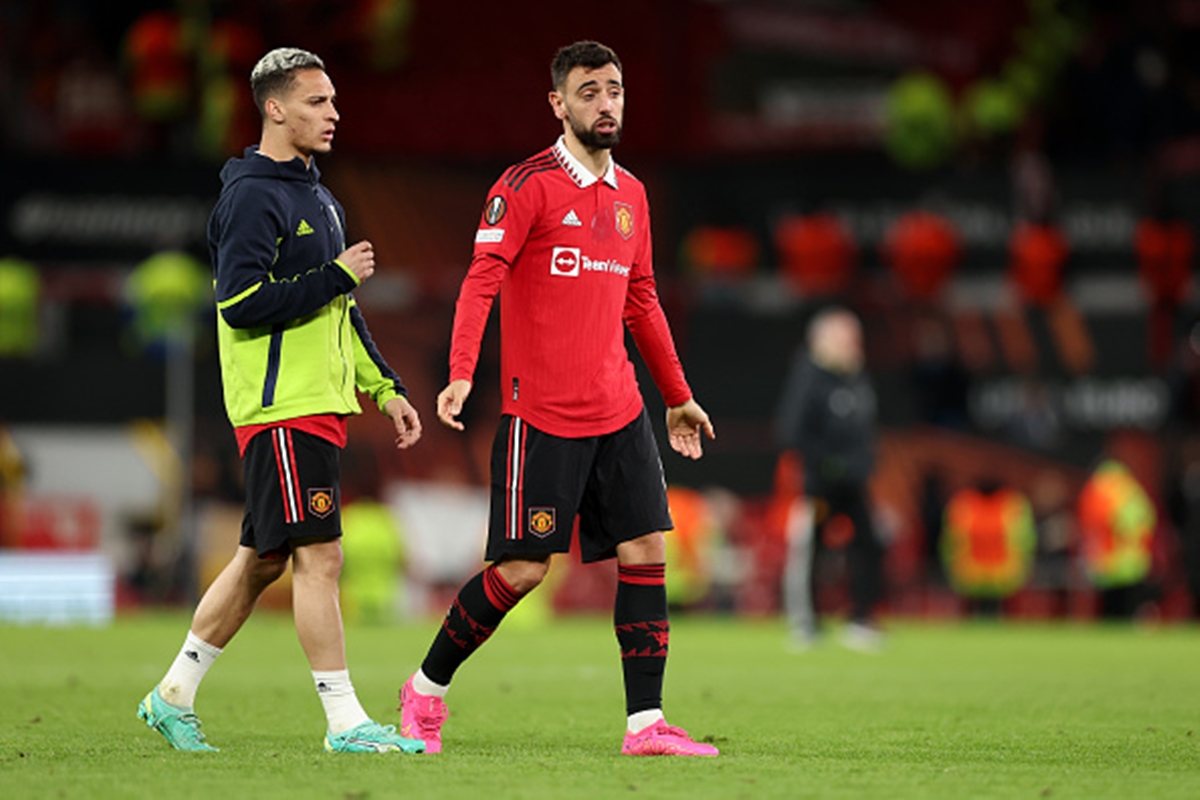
[264,97,285,124]
[548,90,566,121]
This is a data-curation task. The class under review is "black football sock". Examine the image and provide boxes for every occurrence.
[421,565,520,686]
[614,563,669,715]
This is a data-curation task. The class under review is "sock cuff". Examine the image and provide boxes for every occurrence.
[627,708,665,733]
[313,669,354,697]
[184,631,223,659]
[618,563,666,586]
[413,669,450,698]
[483,565,521,611]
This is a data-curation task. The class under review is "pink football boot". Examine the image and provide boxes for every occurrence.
[398,675,448,754]
[621,720,719,757]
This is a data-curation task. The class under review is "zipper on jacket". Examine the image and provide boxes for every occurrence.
[321,188,346,251]
[319,189,351,392]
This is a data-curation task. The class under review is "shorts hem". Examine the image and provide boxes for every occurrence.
[579,521,671,563]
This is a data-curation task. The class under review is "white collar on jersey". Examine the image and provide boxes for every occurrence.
[553,136,619,189]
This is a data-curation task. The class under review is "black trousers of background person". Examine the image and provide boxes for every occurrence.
[785,481,884,636]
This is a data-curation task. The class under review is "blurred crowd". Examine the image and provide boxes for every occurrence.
[5,1,1200,165]
[0,0,414,160]
[4,0,1200,625]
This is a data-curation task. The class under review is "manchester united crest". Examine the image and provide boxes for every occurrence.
[614,202,634,240]
[484,195,507,225]
[308,488,335,519]
[528,507,556,538]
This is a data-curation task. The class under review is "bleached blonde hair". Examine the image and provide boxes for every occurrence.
[250,47,325,115]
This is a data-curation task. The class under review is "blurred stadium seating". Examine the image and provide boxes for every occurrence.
[2,0,1199,622]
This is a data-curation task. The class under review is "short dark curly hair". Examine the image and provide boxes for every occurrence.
[550,41,622,91]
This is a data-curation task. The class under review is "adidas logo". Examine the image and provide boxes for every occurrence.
[296,219,315,236]
[184,650,200,663]
[317,681,330,693]
[561,209,582,227]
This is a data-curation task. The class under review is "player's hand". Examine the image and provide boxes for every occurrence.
[384,395,422,449]
[337,240,375,283]
[437,379,473,431]
[665,398,716,460]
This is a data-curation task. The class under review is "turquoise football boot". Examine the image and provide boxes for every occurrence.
[137,688,218,752]
[324,720,426,753]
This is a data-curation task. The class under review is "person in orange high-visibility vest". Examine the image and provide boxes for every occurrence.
[1077,459,1156,618]
[940,480,1035,616]
[664,486,717,610]
[123,10,192,125]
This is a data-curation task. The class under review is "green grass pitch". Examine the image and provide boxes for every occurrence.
[1,613,1198,799]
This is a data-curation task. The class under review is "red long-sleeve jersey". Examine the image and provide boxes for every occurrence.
[450,137,691,438]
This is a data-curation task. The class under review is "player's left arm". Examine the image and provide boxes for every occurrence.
[349,301,421,449]
[623,200,715,459]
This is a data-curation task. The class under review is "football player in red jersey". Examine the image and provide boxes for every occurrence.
[398,41,719,757]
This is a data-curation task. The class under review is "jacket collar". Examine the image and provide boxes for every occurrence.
[247,146,321,183]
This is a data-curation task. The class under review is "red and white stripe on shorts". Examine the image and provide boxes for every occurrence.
[504,417,527,540]
[271,427,305,524]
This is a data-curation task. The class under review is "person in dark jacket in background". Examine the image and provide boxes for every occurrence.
[776,306,885,651]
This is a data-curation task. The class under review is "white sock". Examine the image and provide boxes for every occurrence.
[313,670,370,734]
[412,668,449,699]
[158,631,222,708]
[627,709,665,734]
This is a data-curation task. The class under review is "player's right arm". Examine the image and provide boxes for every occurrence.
[439,170,540,428]
[213,185,361,329]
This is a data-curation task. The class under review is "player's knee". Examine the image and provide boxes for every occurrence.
[291,538,344,583]
[617,531,667,564]
[496,558,549,595]
[250,555,289,585]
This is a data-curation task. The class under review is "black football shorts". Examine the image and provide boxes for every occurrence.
[485,407,673,563]
[240,427,341,557]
